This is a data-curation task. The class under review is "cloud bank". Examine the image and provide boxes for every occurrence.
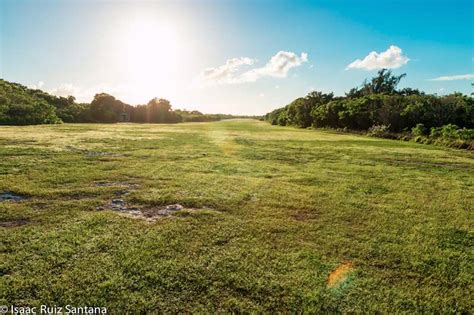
[201,51,308,85]
[346,45,409,70]
[429,74,474,81]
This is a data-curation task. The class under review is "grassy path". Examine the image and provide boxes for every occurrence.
[1,120,473,312]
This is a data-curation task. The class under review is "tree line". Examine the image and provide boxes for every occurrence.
[0,79,250,125]
[265,70,473,149]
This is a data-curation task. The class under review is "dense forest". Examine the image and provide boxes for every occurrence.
[0,79,250,125]
[265,70,474,149]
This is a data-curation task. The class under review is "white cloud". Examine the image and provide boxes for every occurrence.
[200,51,308,85]
[49,83,80,97]
[29,81,44,89]
[346,45,409,70]
[428,74,474,81]
[201,57,256,84]
[243,51,308,81]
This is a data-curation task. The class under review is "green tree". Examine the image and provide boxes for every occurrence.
[347,69,406,97]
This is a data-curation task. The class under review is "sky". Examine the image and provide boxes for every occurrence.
[1,0,473,115]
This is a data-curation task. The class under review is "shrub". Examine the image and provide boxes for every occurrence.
[411,123,427,136]
[367,124,391,138]
[429,124,474,141]
[457,128,474,141]
[440,124,460,139]
[430,127,442,138]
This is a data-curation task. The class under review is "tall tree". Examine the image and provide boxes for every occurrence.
[347,69,406,97]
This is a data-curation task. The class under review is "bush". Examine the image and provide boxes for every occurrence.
[430,127,442,138]
[367,124,391,138]
[457,128,474,141]
[440,124,460,139]
[0,80,62,125]
[265,70,473,138]
[264,69,474,150]
[411,123,427,136]
[1,79,247,125]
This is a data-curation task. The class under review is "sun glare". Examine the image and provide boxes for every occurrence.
[118,16,185,103]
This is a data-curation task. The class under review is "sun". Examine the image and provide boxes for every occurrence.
[125,18,181,81]
[113,15,186,103]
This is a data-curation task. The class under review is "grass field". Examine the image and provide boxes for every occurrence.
[1,120,473,313]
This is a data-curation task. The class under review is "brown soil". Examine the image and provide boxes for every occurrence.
[107,199,215,221]
[141,207,173,218]
[0,218,29,228]
[291,210,317,221]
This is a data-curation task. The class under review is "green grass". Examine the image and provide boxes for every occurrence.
[1,120,473,313]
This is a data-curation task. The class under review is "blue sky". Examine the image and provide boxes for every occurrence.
[1,0,473,114]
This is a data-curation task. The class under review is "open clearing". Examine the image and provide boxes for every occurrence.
[1,120,473,312]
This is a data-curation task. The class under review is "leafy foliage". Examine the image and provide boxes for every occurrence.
[347,69,406,97]
[366,124,393,138]
[411,123,427,137]
[0,79,254,125]
[0,80,61,125]
[265,69,474,148]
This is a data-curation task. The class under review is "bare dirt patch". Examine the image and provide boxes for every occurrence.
[327,262,353,288]
[0,192,26,202]
[0,218,29,228]
[141,204,184,218]
[103,199,213,221]
[66,146,123,158]
[291,209,318,221]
